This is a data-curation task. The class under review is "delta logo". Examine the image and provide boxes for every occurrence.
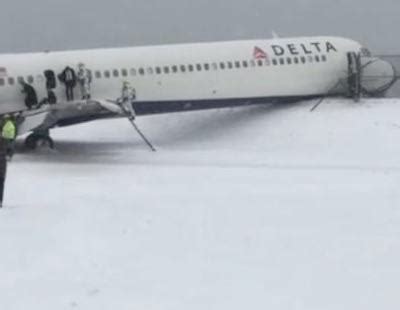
[253,46,268,60]
[270,41,338,57]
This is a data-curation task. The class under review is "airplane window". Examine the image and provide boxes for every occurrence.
[0,78,4,86]
[279,58,285,65]
[250,60,256,67]
[294,57,299,64]
[321,55,327,62]
[164,66,170,74]
[301,56,306,64]
[308,56,313,63]
[220,62,225,70]
[121,69,128,77]
[227,62,233,69]
[315,55,320,62]
[272,59,278,66]
[156,67,162,74]
[27,75,34,84]
[196,64,202,71]
[95,71,102,79]
[104,70,111,78]
[139,68,145,75]
[242,61,248,68]
[113,69,120,77]
[287,58,292,65]
[147,67,154,75]
[257,60,263,67]
[188,64,194,72]
[130,68,137,76]
[204,64,210,71]
[172,65,178,73]
[8,77,15,85]
[235,61,241,68]
[181,65,186,73]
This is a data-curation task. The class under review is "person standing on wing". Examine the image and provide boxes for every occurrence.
[77,63,92,100]
[59,66,77,101]
[120,81,137,120]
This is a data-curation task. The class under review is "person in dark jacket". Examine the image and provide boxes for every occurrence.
[0,135,8,208]
[19,80,38,109]
[59,66,77,101]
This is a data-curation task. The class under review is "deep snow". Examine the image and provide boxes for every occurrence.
[1,99,400,310]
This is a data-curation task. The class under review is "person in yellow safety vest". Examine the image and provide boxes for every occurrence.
[0,136,7,208]
[2,115,17,160]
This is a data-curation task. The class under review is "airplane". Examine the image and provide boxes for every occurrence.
[0,36,397,150]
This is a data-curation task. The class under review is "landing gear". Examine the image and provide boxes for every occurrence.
[24,130,54,150]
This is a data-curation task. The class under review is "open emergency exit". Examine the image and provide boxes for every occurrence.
[347,52,362,101]
[44,70,57,104]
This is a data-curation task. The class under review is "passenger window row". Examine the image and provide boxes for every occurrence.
[0,54,328,87]
[94,59,268,79]
[0,75,35,87]
[272,55,327,66]
[94,55,327,78]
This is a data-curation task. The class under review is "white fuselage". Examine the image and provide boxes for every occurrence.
[0,36,364,116]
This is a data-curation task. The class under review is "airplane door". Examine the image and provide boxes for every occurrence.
[44,70,57,104]
[347,52,361,101]
[44,70,57,89]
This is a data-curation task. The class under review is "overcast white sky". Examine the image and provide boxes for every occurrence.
[0,0,399,53]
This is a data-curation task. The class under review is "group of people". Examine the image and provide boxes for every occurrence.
[20,63,137,119]
[20,63,94,110]
[59,63,92,101]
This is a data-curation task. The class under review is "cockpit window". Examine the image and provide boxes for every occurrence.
[361,48,372,57]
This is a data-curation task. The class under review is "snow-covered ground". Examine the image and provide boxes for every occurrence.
[1,99,400,310]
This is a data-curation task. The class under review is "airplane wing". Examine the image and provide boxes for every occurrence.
[15,98,160,151]
[17,100,118,136]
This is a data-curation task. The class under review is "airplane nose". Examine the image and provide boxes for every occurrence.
[361,57,398,96]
